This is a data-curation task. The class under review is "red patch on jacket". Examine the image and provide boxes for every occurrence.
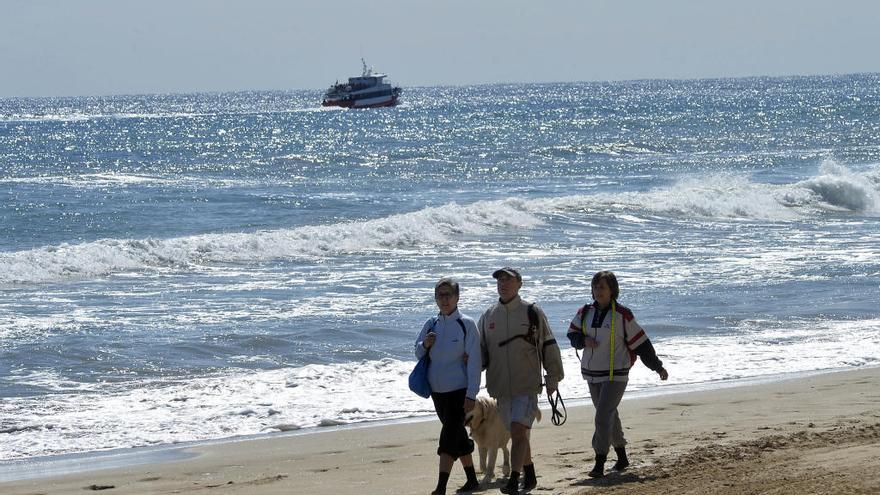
[489,322,495,330]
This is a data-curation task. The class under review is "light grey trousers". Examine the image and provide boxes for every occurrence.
[588,380,628,455]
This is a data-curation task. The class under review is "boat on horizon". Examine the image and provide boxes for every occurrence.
[321,59,401,108]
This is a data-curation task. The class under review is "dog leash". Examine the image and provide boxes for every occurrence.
[547,389,567,426]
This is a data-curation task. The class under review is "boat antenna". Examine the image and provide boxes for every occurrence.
[361,57,371,77]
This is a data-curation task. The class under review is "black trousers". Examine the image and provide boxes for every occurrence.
[431,388,474,458]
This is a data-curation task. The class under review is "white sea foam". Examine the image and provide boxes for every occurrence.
[0,111,218,123]
[794,159,879,212]
[290,106,343,113]
[0,173,282,190]
[0,172,269,189]
[2,162,876,285]
[77,173,167,186]
[0,199,542,284]
[530,175,796,220]
[2,316,878,461]
[0,113,93,123]
[528,160,879,220]
[0,358,432,460]
[0,173,173,187]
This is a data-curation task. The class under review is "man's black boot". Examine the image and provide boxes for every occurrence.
[522,463,537,490]
[612,446,629,471]
[588,454,607,478]
[500,471,520,494]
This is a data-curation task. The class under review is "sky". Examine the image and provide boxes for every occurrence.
[2,0,879,98]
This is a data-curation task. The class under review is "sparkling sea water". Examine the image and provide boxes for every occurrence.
[1,74,879,461]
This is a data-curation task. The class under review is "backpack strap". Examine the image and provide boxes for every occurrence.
[499,303,556,350]
[498,304,539,347]
[527,303,539,332]
[456,318,467,338]
[579,303,590,334]
[609,300,616,381]
[531,303,557,350]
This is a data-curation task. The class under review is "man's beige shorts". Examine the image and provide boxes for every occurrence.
[497,394,539,430]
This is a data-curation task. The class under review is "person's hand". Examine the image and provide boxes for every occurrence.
[584,337,599,349]
[546,383,557,396]
[658,367,669,381]
[463,398,475,413]
[423,332,437,349]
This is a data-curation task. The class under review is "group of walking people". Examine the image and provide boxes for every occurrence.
[414,267,669,495]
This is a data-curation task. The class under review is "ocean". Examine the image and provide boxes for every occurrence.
[1,74,879,462]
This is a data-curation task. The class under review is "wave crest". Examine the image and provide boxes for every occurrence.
[0,200,542,284]
[532,160,878,220]
[796,160,879,212]
[3,161,876,285]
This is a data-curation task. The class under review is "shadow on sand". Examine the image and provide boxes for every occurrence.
[570,470,659,488]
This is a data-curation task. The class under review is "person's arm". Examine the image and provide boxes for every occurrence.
[414,318,433,359]
[478,312,489,371]
[626,315,668,380]
[537,307,564,393]
[463,319,482,401]
[632,338,668,379]
[633,339,663,371]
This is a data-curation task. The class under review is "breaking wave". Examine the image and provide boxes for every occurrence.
[0,200,542,284]
[531,159,878,220]
[2,161,876,285]
[531,175,795,220]
[793,160,879,212]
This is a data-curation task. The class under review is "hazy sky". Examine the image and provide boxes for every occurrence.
[3,0,879,97]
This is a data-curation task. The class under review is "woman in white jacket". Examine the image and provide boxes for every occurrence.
[566,271,669,478]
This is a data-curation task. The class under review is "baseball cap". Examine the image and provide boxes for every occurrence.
[492,267,522,281]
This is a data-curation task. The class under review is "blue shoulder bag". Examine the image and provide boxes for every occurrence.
[408,318,437,398]
[408,354,431,398]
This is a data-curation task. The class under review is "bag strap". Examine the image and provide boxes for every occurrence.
[527,303,539,332]
[609,300,616,381]
[498,303,539,347]
[456,318,466,338]
[579,303,590,335]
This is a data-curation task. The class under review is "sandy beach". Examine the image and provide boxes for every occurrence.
[3,367,879,495]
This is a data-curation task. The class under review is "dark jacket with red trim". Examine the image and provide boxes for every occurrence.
[566,302,663,383]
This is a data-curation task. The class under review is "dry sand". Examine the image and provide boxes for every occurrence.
[3,367,879,495]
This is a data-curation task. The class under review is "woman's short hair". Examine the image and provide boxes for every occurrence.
[591,271,620,301]
[434,277,460,296]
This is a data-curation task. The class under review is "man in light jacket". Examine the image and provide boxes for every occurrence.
[478,267,564,495]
